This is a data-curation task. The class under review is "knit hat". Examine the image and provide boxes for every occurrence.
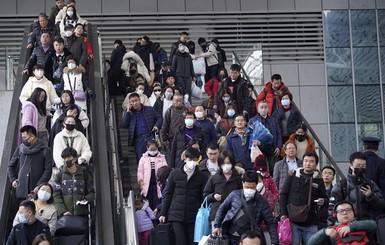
[253,154,268,172]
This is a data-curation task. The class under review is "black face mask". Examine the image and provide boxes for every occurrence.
[129,69,137,75]
[65,160,74,168]
[295,134,306,142]
[65,124,76,131]
[22,139,31,146]
[354,168,366,178]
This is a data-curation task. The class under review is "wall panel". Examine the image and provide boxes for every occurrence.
[130,0,158,13]
[295,0,322,10]
[322,0,349,9]
[101,0,129,13]
[270,64,299,87]
[158,0,185,12]
[299,86,328,124]
[349,0,376,9]
[0,2,16,15]
[268,0,295,11]
[186,0,213,12]
[299,63,325,86]
[240,0,267,11]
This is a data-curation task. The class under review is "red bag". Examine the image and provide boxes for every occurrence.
[277,219,292,245]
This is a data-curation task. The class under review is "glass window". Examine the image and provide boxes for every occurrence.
[353,47,379,85]
[324,10,350,48]
[381,48,385,84]
[326,48,352,85]
[378,10,385,47]
[328,86,355,123]
[355,85,382,123]
[330,123,357,162]
[357,123,384,156]
[351,10,377,47]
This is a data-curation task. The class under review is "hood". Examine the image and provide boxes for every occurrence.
[63,65,85,75]
[27,76,50,84]
[122,51,145,66]
[20,139,47,155]
[294,167,319,178]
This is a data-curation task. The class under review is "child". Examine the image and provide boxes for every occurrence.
[135,195,156,245]
[137,140,168,210]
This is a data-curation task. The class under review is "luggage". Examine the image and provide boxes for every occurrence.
[206,235,229,245]
[55,215,87,235]
[149,223,175,245]
[55,235,86,245]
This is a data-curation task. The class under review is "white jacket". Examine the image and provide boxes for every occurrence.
[121,51,151,82]
[62,66,87,111]
[199,42,219,67]
[53,128,92,168]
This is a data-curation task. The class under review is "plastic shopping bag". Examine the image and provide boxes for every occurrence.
[194,197,211,242]
[249,120,274,148]
[191,81,203,99]
[277,218,292,245]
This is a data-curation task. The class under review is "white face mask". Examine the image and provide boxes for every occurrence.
[154,91,161,96]
[67,11,74,17]
[221,163,232,174]
[244,188,256,200]
[256,183,264,192]
[195,111,204,119]
[136,89,144,95]
[185,118,194,127]
[165,92,173,99]
[281,99,290,107]
[68,63,76,69]
[34,70,44,79]
[185,160,197,170]
[38,190,51,201]
[258,108,268,117]
[148,150,158,156]
[65,30,73,37]
[178,45,186,53]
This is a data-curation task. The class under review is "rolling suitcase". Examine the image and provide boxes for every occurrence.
[207,235,229,245]
[149,223,175,245]
[56,235,86,245]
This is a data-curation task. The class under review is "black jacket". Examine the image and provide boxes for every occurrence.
[172,51,195,79]
[110,45,127,71]
[24,45,54,73]
[64,35,88,66]
[6,219,51,245]
[364,151,385,198]
[160,166,208,223]
[272,105,302,137]
[203,170,242,221]
[45,48,72,84]
[216,76,250,113]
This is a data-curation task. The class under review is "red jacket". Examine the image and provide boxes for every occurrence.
[333,223,369,245]
[204,77,220,98]
[256,81,291,116]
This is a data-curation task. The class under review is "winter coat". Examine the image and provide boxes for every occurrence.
[6,220,51,245]
[52,165,95,216]
[170,125,204,168]
[273,157,302,192]
[281,133,315,158]
[137,152,168,197]
[21,101,47,137]
[52,104,89,129]
[160,165,208,223]
[49,113,85,148]
[169,40,185,64]
[63,35,88,66]
[204,77,220,98]
[53,128,92,168]
[28,22,59,47]
[160,105,189,142]
[364,151,385,198]
[215,76,250,113]
[121,51,151,82]
[59,16,87,38]
[155,68,175,87]
[110,45,127,70]
[330,173,385,222]
[225,129,252,170]
[24,45,54,72]
[136,204,156,233]
[19,76,61,110]
[121,105,163,146]
[153,48,168,72]
[194,118,218,148]
[256,81,291,116]
[260,172,279,209]
[62,66,89,110]
[45,47,72,84]
[279,168,328,226]
[248,114,282,149]
[172,51,195,79]
[135,44,154,72]
[7,140,53,199]
[213,189,279,244]
[216,118,234,136]
[203,170,242,221]
[199,42,219,67]
[271,105,301,137]
[55,6,83,24]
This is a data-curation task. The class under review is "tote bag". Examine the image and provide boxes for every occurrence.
[194,197,211,242]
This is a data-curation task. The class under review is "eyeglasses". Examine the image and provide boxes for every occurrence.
[336,208,353,214]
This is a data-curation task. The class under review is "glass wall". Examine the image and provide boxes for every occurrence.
[324,9,385,162]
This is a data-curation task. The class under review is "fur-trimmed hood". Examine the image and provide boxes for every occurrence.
[120,51,151,81]
[122,51,145,67]
[63,65,85,75]
[294,167,320,178]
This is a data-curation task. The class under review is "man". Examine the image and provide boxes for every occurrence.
[362,136,385,197]
[159,147,208,245]
[329,151,385,222]
[318,166,336,229]
[23,33,54,75]
[196,38,220,81]
[63,24,87,67]
[108,39,127,95]
[212,170,278,245]
[239,230,265,245]
[6,200,51,244]
[215,64,250,114]
[135,36,155,76]
[279,152,328,245]
[199,142,220,178]
[308,201,377,245]
[248,100,282,175]
[273,142,302,193]
[194,105,218,150]
[256,74,291,116]
[155,61,175,88]
[8,126,53,203]
[198,37,208,52]
[27,13,59,48]
[169,31,189,63]
[121,93,163,163]
[153,42,168,73]
[49,0,65,23]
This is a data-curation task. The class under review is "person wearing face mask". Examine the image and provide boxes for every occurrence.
[27,13,59,49]
[148,83,162,106]
[13,183,57,236]
[52,116,92,168]
[7,200,51,244]
[216,103,237,138]
[194,106,218,150]
[159,147,208,245]
[121,51,152,86]
[153,86,174,118]
[248,100,282,175]
[284,123,315,160]
[137,140,168,209]
[59,5,87,38]
[62,24,88,67]
[122,82,151,110]
[212,170,278,245]
[329,151,385,224]
[203,68,228,109]
[203,150,242,229]
[154,61,175,88]
[169,112,204,168]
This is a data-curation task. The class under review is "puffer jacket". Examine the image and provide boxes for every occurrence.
[62,66,88,110]
[52,164,95,216]
[63,35,88,66]
[256,81,291,116]
[160,165,208,223]
[214,189,279,244]
[121,51,151,82]
[271,105,301,137]
[136,202,156,233]
[24,45,54,72]
[203,170,242,221]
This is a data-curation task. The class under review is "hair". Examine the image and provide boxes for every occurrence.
[296,123,307,132]
[240,230,264,244]
[173,87,183,95]
[74,23,84,30]
[206,142,219,151]
[65,5,78,20]
[33,64,45,71]
[281,91,293,101]
[65,55,79,66]
[218,150,235,167]
[136,82,145,88]
[187,40,195,54]
[20,200,36,215]
[32,233,53,245]
[180,31,189,36]
[27,87,47,116]
[63,104,81,120]
[187,139,200,150]
[163,86,174,94]
[302,151,319,164]
[134,74,145,81]
[114,39,123,45]
[63,115,76,124]
[61,147,78,159]
[363,141,379,151]
[242,170,259,183]
[271,74,282,81]
[54,35,65,44]
[185,111,195,119]
[284,142,297,150]
[60,90,75,109]
[38,13,48,19]
[142,35,150,43]
[20,125,37,136]
[223,103,238,119]
[147,139,159,148]
[217,67,228,79]
[230,63,241,72]
[235,114,246,121]
[33,183,54,204]
[198,37,206,45]
[321,166,335,176]
[333,200,354,214]
[349,151,367,165]
[184,147,201,160]
[156,166,173,188]
[128,92,140,100]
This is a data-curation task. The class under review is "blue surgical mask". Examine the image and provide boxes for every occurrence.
[222,96,230,102]
[185,119,194,127]
[227,109,235,118]
[38,190,51,202]
[18,212,28,224]
[281,99,290,107]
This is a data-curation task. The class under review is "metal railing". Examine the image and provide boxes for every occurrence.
[5,54,18,90]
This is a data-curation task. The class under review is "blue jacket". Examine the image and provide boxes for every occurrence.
[248,114,282,149]
[225,129,252,169]
[121,105,163,145]
[194,118,218,148]
[213,189,279,244]
[153,48,168,72]
[364,151,385,198]
[6,220,51,245]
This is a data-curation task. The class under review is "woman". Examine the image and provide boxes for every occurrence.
[203,150,242,228]
[215,88,234,118]
[61,56,89,111]
[32,233,52,245]
[148,83,162,106]
[216,103,237,136]
[21,87,49,144]
[282,123,315,159]
[74,23,93,59]
[154,165,173,216]
[13,183,58,236]
[59,5,87,37]
[52,90,89,129]
[153,86,174,118]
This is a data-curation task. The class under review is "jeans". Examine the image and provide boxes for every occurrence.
[291,222,318,245]
[134,134,151,164]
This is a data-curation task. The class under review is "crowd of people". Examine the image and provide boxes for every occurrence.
[4,0,385,244]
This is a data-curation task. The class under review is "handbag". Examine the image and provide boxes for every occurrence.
[206,235,229,245]
[287,177,313,223]
[68,74,87,101]
[194,197,212,242]
[55,215,87,235]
